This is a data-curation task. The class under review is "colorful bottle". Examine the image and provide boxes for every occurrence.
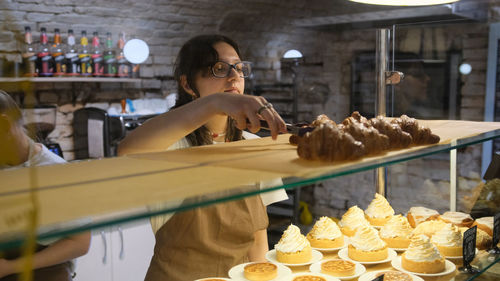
[78,30,92,76]
[50,28,65,76]
[91,31,104,77]
[116,32,130,78]
[65,29,79,76]
[103,32,117,77]
[22,26,37,77]
[37,27,53,77]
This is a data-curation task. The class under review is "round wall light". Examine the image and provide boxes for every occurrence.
[459,63,472,75]
[283,49,303,59]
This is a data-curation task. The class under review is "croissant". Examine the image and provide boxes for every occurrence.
[369,116,412,149]
[339,112,390,155]
[297,123,365,161]
[391,115,440,145]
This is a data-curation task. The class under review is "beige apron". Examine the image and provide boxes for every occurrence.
[145,195,269,281]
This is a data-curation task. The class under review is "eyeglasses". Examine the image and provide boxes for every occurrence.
[211,61,252,78]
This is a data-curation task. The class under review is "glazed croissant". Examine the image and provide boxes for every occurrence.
[297,122,365,161]
[369,115,413,149]
[391,115,440,145]
[339,112,389,155]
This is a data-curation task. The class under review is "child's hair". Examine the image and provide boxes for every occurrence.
[0,90,23,126]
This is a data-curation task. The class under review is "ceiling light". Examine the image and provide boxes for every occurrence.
[348,0,459,6]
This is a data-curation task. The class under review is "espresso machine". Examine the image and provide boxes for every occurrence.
[22,105,64,158]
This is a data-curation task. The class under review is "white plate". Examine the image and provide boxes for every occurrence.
[337,248,397,265]
[309,259,366,280]
[266,249,323,267]
[312,237,349,252]
[288,272,341,281]
[194,277,231,281]
[228,262,292,281]
[391,256,456,277]
[358,270,424,281]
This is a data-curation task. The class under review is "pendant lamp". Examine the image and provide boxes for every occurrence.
[348,0,459,6]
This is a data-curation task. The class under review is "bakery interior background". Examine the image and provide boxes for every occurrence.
[0,0,500,220]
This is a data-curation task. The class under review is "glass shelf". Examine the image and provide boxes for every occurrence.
[1,121,500,266]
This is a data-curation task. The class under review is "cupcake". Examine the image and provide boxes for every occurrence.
[274,224,312,264]
[339,206,371,237]
[407,206,440,228]
[431,223,463,257]
[348,225,388,262]
[307,216,344,248]
[438,211,474,228]
[402,234,445,274]
[365,193,395,226]
[412,220,447,238]
[380,214,413,249]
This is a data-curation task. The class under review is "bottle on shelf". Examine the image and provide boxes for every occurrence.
[51,28,65,77]
[37,27,53,77]
[116,32,131,78]
[103,32,117,77]
[65,29,79,76]
[91,31,104,77]
[78,30,92,76]
[22,26,38,77]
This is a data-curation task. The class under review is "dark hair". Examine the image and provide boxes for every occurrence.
[173,34,243,146]
[0,90,22,126]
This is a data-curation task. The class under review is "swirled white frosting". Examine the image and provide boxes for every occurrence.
[404,234,443,262]
[274,224,310,253]
[309,216,342,240]
[365,193,395,219]
[380,214,413,239]
[339,205,370,230]
[431,223,462,247]
[350,225,386,251]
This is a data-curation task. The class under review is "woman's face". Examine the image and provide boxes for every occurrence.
[194,42,245,98]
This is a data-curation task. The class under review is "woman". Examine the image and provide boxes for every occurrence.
[0,90,91,281]
[117,35,288,280]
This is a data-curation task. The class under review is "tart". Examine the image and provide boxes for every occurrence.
[380,214,413,249]
[402,234,445,274]
[243,262,278,281]
[431,223,462,257]
[348,225,388,262]
[375,271,412,281]
[438,211,474,227]
[339,206,370,237]
[307,216,344,248]
[407,206,439,228]
[320,259,356,277]
[365,193,395,226]
[459,227,492,250]
[412,219,447,238]
[275,224,312,264]
[293,275,327,281]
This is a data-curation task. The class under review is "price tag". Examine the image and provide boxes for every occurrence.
[492,212,500,253]
[370,274,384,281]
[460,226,479,274]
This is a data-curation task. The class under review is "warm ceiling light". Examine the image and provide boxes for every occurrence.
[348,0,459,6]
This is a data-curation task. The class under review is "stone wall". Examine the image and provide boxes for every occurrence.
[0,0,498,217]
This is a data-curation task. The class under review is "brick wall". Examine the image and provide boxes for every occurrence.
[0,0,498,216]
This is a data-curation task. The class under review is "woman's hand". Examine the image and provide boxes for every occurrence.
[210,93,287,140]
[0,258,14,278]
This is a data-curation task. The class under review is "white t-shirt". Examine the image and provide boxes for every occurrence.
[150,131,288,233]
